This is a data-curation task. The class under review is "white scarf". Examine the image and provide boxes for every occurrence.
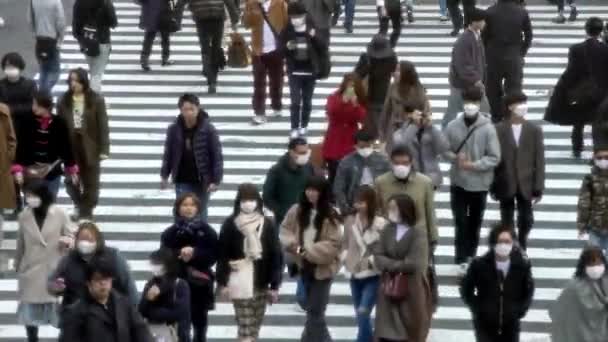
[234,212,264,260]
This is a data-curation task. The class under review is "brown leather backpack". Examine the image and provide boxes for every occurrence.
[227,32,251,68]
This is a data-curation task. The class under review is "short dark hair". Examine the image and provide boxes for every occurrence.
[390,144,412,160]
[574,246,608,279]
[33,91,54,110]
[288,137,308,151]
[149,248,180,278]
[288,1,307,16]
[85,256,115,281]
[585,17,604,37]
[1,52,26,70]
[503,91,528,108]
[594,145,608,154]
[178,93,200,108]
[387,194,417,226]
[488,223,517,247]
[354,130,375,143]
[462,87,484,102]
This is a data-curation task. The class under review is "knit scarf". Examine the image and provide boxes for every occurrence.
[175,216,203,236]
[234,212,264,260]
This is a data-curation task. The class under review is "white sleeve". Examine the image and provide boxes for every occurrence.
[376,0,384,7]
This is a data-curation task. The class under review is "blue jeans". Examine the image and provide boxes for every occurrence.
[439,0,447,15]
[350,276,380,342]
[343,0,356,28]
[175,182,210,222]
[38,51,60,94]
[589,231,608,257]
[296,276,307,309]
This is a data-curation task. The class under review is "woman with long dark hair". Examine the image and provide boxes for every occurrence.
[216,183,282,342]
[280,176,342,342]
[550,246,608,342]
[139,248,191,342]
[322,73,367,185]
[57,68,109,221]
[342,185,386,342]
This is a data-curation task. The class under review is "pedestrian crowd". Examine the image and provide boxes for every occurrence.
[0,0,607,341]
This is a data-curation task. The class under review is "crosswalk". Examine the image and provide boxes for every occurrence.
[2,1,604,340]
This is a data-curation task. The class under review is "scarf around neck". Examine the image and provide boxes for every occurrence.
[234,212,264,260]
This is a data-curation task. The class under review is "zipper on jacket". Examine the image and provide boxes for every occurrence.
[498,278,504,335]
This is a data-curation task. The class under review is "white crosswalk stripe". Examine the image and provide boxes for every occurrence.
[2,1,601,340]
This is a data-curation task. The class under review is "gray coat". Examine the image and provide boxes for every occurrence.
[333,151,391,214]
[491,120,545,200]
[449,29,486,90]
[392,123,450,188]
[16,205,75,303]
[301,0,335,30]
[444,113,501,192]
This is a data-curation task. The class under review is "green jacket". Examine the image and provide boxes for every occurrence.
[577,166,608,234]
[263,153,314,226]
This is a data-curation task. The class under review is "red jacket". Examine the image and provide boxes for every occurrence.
[322,92,367,161]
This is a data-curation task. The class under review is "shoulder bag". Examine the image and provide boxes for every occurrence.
[24,160,61,182]
[30,0,58,62]
[159,0,182,33]
[258,2,279,38]
[381,272,408,301]
[146,279,180,342]
[454,126,478,154]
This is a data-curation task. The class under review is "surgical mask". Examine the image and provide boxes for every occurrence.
[388,210,401,223]
[25,195,41,208]
[150,264,165,277]
[595,159,608,170]
[392,164,411,179]
[240,200,257,214]
[463,103,480,117]
[512,103,528,117]
[357,147,373,158]
[494,243,513,258]
[291,17,305,28]
[4,67,19,79]
[295,152,310,166]
[77,241,97,255]
[586,265,605,280]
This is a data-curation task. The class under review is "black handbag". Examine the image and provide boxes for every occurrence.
[80,25,101,57]
[159,0,182,33]
[30,0,58,61]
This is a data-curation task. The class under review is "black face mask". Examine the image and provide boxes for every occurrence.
[464,114,478,126]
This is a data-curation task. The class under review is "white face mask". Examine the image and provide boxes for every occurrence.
[291,17,306,28]
[595,159,608,170]
[150,264,165,277]
[388,210,401,223]
[512,103,528,117]
[392,165,411,179]
[25,195,41,208]
[4,67,20,79]
[294,152,310,166]
[586,265,605,280]
[494,243,513,258]
[357,147,373,158]
[77,241,97,255]
[463,103,480,117]
[240,200,257,214]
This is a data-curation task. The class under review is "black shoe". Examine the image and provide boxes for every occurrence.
[344,25,353,33]
[450,29,460,37]
[141,63,151,72]
[208,83,217,94]
[568,7,578,22]
[552,14,566,24]
[161,59,174,66]
[407,7,414,23]
[573,150,582,159]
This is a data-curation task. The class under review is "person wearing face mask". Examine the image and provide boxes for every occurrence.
[0,53,37,132]
[392,105,450,190]
[57,68,110,221]
[161,193,218,342]
[371,194,432,342]
[322,73,367,185]
[139,248,191,342]
[443,8,490,129]
[48,222,139,312]
[280,176,342,342]
[444,87,500,276]
[333,130,391,215]
[491,92,545,250]
[577,146,608,255]
[15,181,74,342]
[263,138,315,230]
[216,183,281,342]
[550,246,608,342]
[460,224,535,342]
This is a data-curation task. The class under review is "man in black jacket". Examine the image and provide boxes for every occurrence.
[461,224,535,342]
[482,0,532,123]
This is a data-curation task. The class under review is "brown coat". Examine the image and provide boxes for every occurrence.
[379,82,430,148]
[279,204,342,280]
[56,91,110,167]
[0,103,16,209]
[242,0,288,56]
[371,224,432,342]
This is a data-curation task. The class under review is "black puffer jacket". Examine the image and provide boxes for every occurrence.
[72,0,118,44]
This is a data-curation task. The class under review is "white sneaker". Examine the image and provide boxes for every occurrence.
[298,127,307,137]
[457,262,469,277]
[272,109,282,117]
[251,115,267,125]
[290,129,299,139]
[293,303,306,313]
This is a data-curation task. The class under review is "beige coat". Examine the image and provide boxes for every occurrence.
[371,224,432,342]
[16,205,75,303]
[0,103,16,209]
[279,204,342,280]
[342,215,387,277]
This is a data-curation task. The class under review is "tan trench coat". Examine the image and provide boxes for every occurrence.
[0,103,16,209]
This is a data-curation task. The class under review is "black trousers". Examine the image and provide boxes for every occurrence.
[288,74,316,129]
[451,186,488,264]
[194,18,224,84]
[474,320,520,342]
[486,56,524,123]
[192,310,208,342]
[557,0,575,11]
[499,192,534,250]
[378,6,402,47]
[571,123,584,154]
[141,29,170,62]
[447,0,476,31]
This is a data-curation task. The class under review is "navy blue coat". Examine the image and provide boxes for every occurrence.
[160,111,224,187]
[138,0,167,32]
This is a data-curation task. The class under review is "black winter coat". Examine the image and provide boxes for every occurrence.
[279,19,330,79]
[216,216,282,291]
[482,0,533,59]
[161,219,218,313]
[72,0,118,44]
[0,77,36,130]
[355,52,398,105]
[59,290,153,342]
[460,250,535,333]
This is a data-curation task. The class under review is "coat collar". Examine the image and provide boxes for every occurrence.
[21,205,62,246]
